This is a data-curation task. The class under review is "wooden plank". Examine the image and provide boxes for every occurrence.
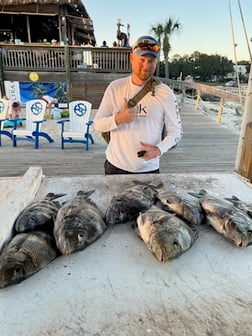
[238,122,252,181]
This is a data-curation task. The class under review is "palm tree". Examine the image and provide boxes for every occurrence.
[163,18,181,78]
[150,23,163,76]
[151,18,181,78]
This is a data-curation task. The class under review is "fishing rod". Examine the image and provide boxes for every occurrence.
[237,0,252,62]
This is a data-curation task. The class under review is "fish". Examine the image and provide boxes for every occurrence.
[0,231,58,289]
[189,190,252,247]
[105,179,163,225]
[14,193,65,234]
[156,189,204,235]
[135,205,196,262]
[53,190,107,255]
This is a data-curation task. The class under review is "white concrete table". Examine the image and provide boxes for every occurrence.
[0,170,251,336]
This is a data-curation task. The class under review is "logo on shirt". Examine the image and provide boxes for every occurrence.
[136,103,148,117]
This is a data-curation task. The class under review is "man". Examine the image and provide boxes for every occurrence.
[101,40,109,47]
[117,31,129,47]
[94,35,183,175]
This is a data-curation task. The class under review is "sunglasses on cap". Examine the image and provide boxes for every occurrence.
[134,43,160,52]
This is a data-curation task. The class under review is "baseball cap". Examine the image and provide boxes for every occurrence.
[132,36,160,57]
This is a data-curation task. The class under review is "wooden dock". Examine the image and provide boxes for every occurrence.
[0,100,240,177]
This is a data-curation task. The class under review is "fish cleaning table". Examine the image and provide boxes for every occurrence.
[0,169,251,336]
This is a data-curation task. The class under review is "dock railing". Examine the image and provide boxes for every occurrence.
[0,44,132,73]
[162,78,246,123]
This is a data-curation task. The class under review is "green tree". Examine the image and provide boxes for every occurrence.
[151,18,181,78]
[150,23,163,76]
[163,18,181,78]
[168,52,234,82]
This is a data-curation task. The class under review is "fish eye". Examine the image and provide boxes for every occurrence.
[14,266,25,276]
[173,242,179,249]
[78,233,84,242]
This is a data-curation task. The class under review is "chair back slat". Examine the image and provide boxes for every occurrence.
[69,100,92,134]
[25,99,47,131]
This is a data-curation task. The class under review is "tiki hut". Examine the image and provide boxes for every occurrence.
[0,0,96,45]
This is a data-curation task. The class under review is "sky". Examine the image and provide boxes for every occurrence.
[83,0,252,62]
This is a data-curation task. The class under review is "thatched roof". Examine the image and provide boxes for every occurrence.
[0,0,96,45]
[1,0,76,3]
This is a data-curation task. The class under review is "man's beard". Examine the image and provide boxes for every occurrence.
[138,71,152,81]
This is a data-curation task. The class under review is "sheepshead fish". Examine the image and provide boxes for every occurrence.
[156,189,204,234]
[105,180,163,225]
[190,190,252,247]
[0,231,58,289]
[14,193,65,234]
[53,190,107,255]
[135,205,196,262]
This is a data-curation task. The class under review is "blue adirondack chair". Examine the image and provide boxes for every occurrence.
[12,99,54,149]
[0,98,12,146]
[57,100,94,151]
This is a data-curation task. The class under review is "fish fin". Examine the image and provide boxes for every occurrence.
[188,189,207,198]
[230,195,241,201]
[77,190,95,198]
[45,193,66,200]
[224,195,242,206]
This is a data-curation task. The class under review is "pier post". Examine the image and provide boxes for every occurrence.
[64,45,72,103]
[235,64,252,181]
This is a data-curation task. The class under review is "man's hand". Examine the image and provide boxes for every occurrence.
[115,98,136,125]
[138,141,161,160]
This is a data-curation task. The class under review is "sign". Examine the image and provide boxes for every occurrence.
[4,81,20,103]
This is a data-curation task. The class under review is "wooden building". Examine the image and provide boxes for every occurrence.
[0,0,96,45]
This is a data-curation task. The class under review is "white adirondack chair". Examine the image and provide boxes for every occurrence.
[12,99,54,149]
[57,100,94,151]
[0,98,12,146]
